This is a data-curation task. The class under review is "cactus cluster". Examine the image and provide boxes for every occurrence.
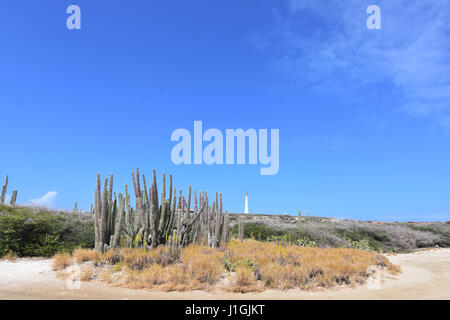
[1,175,18,206]
[93,169,231,251]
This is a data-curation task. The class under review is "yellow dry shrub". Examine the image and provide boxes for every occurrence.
[163,264,187,284]
[159,265,190,291]
[80,267,93,281]
[181,245,224,284]
[123,263,188,291]
[140,264,166,286]
[77,240,400,292]
[73,248,100,263]
[118,247,170,269]
[259,263,307,289]
[2,252,18,261]
[227,266,261,293]
[225,240,399,290]
[52,253,73,271]
[99,269,113,283]
[118,248,143,265]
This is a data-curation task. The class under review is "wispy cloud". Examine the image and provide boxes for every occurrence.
[255,0,450,130]
[30,191,58,207]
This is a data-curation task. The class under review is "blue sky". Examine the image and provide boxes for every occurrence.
[1,0,450,221]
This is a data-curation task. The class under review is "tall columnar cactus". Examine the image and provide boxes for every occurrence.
[221,211,230,243]
[9,190,18,206]
[1,175,8,205]
[93,169,229,251]
[238,219,244,241]
[297,210,302,227]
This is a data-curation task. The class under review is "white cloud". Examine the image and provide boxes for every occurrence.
[30,191,58,207]
[257,0,450,130]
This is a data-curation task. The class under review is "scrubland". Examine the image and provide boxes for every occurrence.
[54,240,400,293]
[1,205,448,259]
[230,214,449,252]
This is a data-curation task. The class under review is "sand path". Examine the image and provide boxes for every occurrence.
[0,248,448,300]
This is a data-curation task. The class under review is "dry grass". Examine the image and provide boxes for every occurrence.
[123,264,192,291]
[52,253,73,271]
[73,248,101,263]
[223,240,398,290]
[55,270,72,280]
[98,269,113,283]
[80,267,94,281]
[227,266,262,293]
[1,252,18,261]
[181,245,224,285]
[110,246,175,269]
[66,240,400,292]
[161,265,190,291]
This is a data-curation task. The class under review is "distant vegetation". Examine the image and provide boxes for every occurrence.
[230,214,449,253]
[1,204,448,258]
[1,172,448,258]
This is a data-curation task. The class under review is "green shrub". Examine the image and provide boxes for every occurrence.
[231,222,316,244]
[335,229,385,252]
[231,223,282,241]
[296,237,317,247]
[0,205,94,257]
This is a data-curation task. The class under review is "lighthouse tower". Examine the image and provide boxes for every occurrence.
[244,192,248,214]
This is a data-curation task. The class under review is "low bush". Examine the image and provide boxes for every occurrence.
[227,266,260,293]
[80,267,94,281]
[181,245,224,285]
[52,252,73,271]
[405,224,450,247]
[1,252,18,261]
[0,205,94,257]
[232,222,315,243]
[73,248,101,263]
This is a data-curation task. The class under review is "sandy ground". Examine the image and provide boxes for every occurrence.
[0,248,449,300]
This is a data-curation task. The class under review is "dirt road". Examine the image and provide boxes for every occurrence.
[0,248,448,300]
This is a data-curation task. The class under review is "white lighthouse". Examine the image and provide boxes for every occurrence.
[244,192,248,214]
